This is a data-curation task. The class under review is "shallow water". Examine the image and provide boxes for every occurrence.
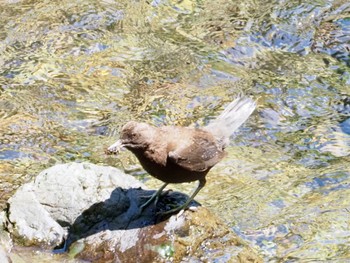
[1,0,350,261]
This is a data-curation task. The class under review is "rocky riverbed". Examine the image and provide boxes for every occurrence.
[1,162,262,262]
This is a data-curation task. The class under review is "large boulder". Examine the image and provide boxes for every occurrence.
[6,162,142,247]
[4,162,262,262]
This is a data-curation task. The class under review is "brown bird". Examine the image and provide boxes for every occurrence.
[107,97,256,215]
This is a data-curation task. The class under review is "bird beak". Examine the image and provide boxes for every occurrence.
[106,140,124,155]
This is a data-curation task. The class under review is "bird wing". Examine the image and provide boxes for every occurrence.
[168,133,226,172]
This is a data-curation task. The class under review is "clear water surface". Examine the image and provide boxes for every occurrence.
[1,0,350,261]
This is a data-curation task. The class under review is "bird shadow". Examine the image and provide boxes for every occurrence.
[55,186,200,252]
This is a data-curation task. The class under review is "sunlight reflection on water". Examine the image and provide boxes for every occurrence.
[1,0,350,261]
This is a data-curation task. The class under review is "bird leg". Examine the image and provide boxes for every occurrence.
[159,178,206,216]
[140,182,169,211]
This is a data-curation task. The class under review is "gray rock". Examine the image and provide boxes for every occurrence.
[0,245,9,263]
[7,183,65,247]
[6,162,142,248]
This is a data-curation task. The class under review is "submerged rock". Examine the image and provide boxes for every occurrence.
[3,162,262,262]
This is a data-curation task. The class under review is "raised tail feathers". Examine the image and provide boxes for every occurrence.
[204,97,256,146]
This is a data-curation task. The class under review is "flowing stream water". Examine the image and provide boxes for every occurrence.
[1,0,350,261]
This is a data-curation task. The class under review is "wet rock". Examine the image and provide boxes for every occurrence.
[73,207,262,263]
[3,162,262,262]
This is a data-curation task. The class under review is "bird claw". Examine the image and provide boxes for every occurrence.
[187,206,198,212]
[156,204,184,217]
[160,189,172,197]
[177,209,185,217]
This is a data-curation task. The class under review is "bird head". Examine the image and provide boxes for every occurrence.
[106,121,156,154]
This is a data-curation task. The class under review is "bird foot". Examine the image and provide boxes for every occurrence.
[156,204,186,217]
[187,205,198,212]
[140,191,170,211]
[139,183,170,212]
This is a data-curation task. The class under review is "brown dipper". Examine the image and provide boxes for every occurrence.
[107,97,256,215]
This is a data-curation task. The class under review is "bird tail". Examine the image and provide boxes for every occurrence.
[204,97,256,146]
